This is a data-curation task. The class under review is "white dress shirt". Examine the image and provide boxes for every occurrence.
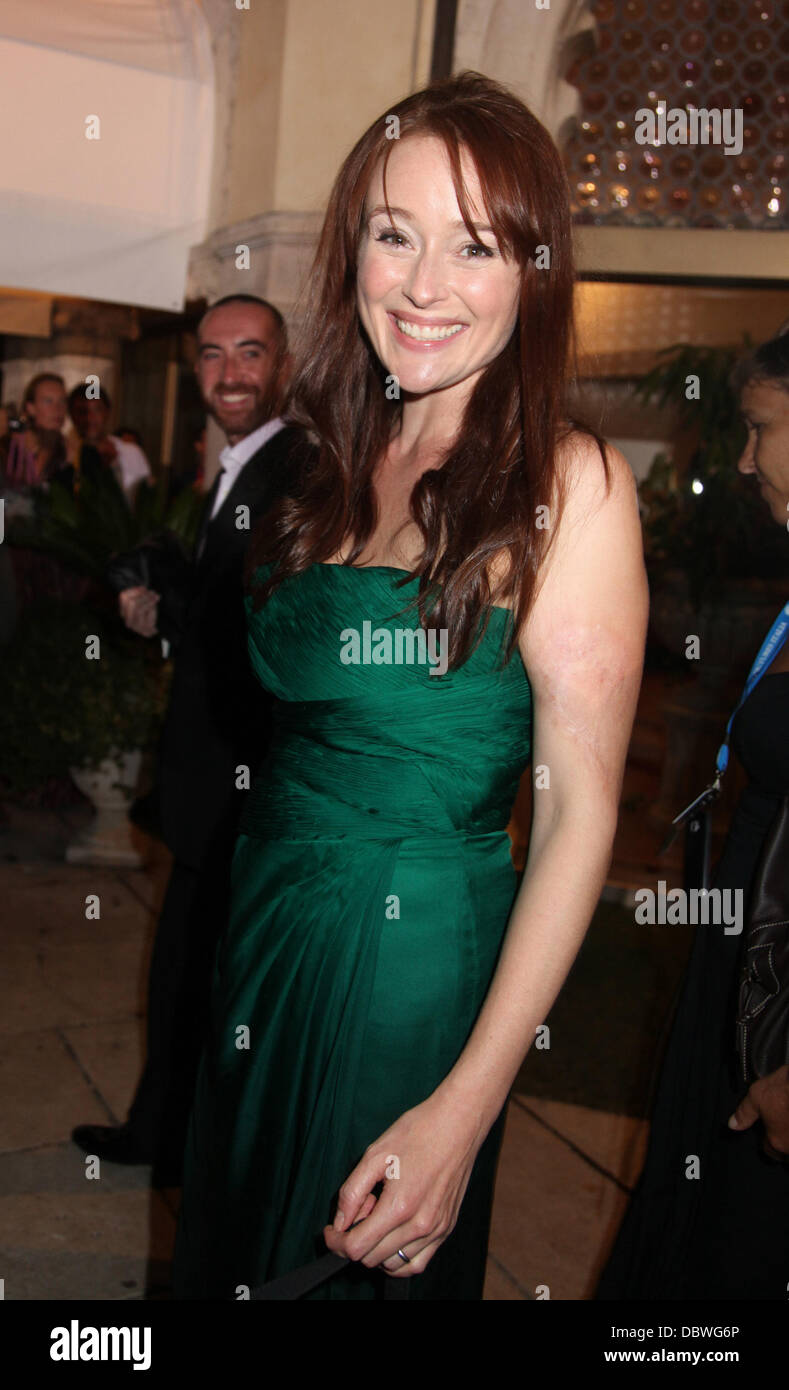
[209,417,287,520]
[109,436,151,498]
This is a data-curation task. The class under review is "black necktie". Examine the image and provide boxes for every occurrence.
[196,467,225,560]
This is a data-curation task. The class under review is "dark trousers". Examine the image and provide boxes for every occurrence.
[127,839,234,1179]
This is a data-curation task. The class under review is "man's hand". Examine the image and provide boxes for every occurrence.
[729,1064,789,1160]
[119,586,160,638]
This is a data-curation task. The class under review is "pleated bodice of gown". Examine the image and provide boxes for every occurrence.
[173,561,533,1299]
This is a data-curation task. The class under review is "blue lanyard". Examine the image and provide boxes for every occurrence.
[716,600,789,778]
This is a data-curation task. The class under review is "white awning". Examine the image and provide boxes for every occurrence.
[0,0,214,311]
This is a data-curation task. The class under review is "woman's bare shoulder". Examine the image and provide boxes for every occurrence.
[486,430,637,602]
[555,427,636,504]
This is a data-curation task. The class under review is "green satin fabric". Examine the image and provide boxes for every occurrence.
[172,563,532,1299]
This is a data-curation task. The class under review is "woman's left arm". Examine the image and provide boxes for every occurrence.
[324,439,649,1275]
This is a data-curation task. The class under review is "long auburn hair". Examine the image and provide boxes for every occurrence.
[249,70,607,669]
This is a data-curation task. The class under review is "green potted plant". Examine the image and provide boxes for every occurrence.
[6,456,205,583]
[2,461,201,857]
[0,600,170,864]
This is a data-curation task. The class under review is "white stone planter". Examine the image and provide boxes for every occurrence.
[66,751,144,867]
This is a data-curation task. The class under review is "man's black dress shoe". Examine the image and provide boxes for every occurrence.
[71,1123,153,1166]
[71,1123,182,1186]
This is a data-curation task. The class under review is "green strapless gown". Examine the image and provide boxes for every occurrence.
[172,562,532,1300]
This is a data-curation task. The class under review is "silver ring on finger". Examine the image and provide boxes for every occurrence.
[396,1248,410,1264]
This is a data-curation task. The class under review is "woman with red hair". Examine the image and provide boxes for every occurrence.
[173,71,647,1301]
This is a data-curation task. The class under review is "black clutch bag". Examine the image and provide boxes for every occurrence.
[249,1248,409,1300]
[735,795,789,1085]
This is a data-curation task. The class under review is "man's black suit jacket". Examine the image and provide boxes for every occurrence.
[156,422,311,868]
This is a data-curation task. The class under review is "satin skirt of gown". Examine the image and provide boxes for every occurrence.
[172,562,533,1299]
[597,671,789,1300]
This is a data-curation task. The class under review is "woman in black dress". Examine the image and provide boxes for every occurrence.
[598,330,789,1301]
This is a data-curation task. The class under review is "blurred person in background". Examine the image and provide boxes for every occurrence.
[68,384,151,504]
[1,373,68,489]
[598,328,789,1301]
[0,373,77,614]
[117,425,146,450]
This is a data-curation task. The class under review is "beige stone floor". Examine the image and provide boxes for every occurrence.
[0,804,647,1302]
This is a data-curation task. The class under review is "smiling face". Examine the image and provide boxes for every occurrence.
[355,134,521,409]
[195,301,285,445]
[738,378,789,527]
